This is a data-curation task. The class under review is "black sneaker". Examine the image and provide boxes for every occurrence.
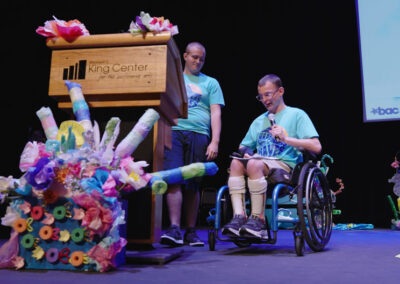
[222,215,247,237]
[184,228,204,247]
[239,215,269,239]
[160,225,184,246]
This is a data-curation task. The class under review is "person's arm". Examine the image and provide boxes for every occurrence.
[270,125,322,154]
[282,136,322,154]
[206,104,222,160]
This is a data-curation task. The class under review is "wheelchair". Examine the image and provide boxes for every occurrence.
[207,153,333,256]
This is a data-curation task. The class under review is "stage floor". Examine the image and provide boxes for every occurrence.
[1,228,399,283]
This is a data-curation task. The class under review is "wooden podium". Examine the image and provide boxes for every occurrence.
[46,32,187,245]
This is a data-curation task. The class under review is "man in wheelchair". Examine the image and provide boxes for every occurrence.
[222,74,322,240]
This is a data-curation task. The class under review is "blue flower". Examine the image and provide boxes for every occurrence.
[25,157,55,190]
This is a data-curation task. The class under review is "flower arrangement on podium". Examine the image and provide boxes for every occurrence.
[0,81,217,272]
[129,11,179,36]
[36,11,178,44]
[36,16,90,42]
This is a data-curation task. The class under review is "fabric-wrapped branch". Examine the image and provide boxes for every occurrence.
[114,109,159,158]
[36,107,58,140]
[65,81,92,131]
[149,162,219,194]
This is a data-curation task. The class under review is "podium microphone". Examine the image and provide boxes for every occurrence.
[267,113,280,142]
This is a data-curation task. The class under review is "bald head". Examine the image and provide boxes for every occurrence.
[185,42,206,56]
[183,42,206,75]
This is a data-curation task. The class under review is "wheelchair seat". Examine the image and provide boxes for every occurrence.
[266,150,318,196]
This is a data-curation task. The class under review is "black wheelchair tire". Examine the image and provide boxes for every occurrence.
[294,235,305,256]
[297,162,333,252]
[208,230,216,251]
[233,239,251,248]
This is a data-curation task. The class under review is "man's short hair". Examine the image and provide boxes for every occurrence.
[185,42,206,55]
[258,74,283,88]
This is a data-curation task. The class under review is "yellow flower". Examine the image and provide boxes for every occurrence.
[55,168,69,183]
[128,171,140,181]
[59,230,70,242]
[32,246,45,260]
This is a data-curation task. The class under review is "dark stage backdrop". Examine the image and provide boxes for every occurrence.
[0,1,398,229]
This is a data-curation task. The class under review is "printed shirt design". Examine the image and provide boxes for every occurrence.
[187,83,202,108]
[173,73,224,136]
[257,127,288,157]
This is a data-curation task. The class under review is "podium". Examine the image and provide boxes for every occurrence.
[46,32,187,245]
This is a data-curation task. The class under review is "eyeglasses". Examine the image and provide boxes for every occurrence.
[256,89,279,101]
[188,53,205,62]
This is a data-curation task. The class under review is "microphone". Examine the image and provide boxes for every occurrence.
[267,113,276,125]
[267,113,280,142]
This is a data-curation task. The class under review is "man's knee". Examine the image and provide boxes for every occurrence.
[247,159,265,169]
[246,159,269,176]
[229,159,246,175]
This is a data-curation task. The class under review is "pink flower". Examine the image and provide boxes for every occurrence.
[13,256,24,270]
[41,212,55,225]
[73,192,113,238]
[38,143,52,159]
[148,17,179,35]
[36,16,89,42]
[72,208,85,220]
[102,175,118,197]
[118,157,149,190]
[67,162,81,176]
[86,238,127,272]
[84,206,113,237]
[18,201,31,215]
[86,244,111,272]
[129,12,178,36]
[19,141,52,172]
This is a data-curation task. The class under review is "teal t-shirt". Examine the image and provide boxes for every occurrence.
[172,73,225,137]
[240,106,319,168]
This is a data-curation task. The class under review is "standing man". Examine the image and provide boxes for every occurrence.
[161,42,225,246]
[222,74,321,239]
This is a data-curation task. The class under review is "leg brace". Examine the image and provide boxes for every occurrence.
[228,176,246,216]
[247,177,268,218]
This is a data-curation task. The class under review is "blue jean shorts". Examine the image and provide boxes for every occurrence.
[163,130,210,191]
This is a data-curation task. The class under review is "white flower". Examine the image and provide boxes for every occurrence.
[0,176,13,192]
[128,21,142,34]
[118,168,148,190]
[1,206,21,227]
[19,142,40,172]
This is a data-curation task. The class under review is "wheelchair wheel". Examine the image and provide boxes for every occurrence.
[294,235,305,256]
[297,162,333,252]
[208,230,216,251]
[233,239,251,248]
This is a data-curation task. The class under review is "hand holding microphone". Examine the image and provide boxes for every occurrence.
[267,113,283,142]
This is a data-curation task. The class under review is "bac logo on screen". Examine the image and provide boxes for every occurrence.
[62,60,87,80]
[371,107,399,115]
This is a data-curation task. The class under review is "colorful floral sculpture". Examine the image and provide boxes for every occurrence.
[0,81,217,271]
